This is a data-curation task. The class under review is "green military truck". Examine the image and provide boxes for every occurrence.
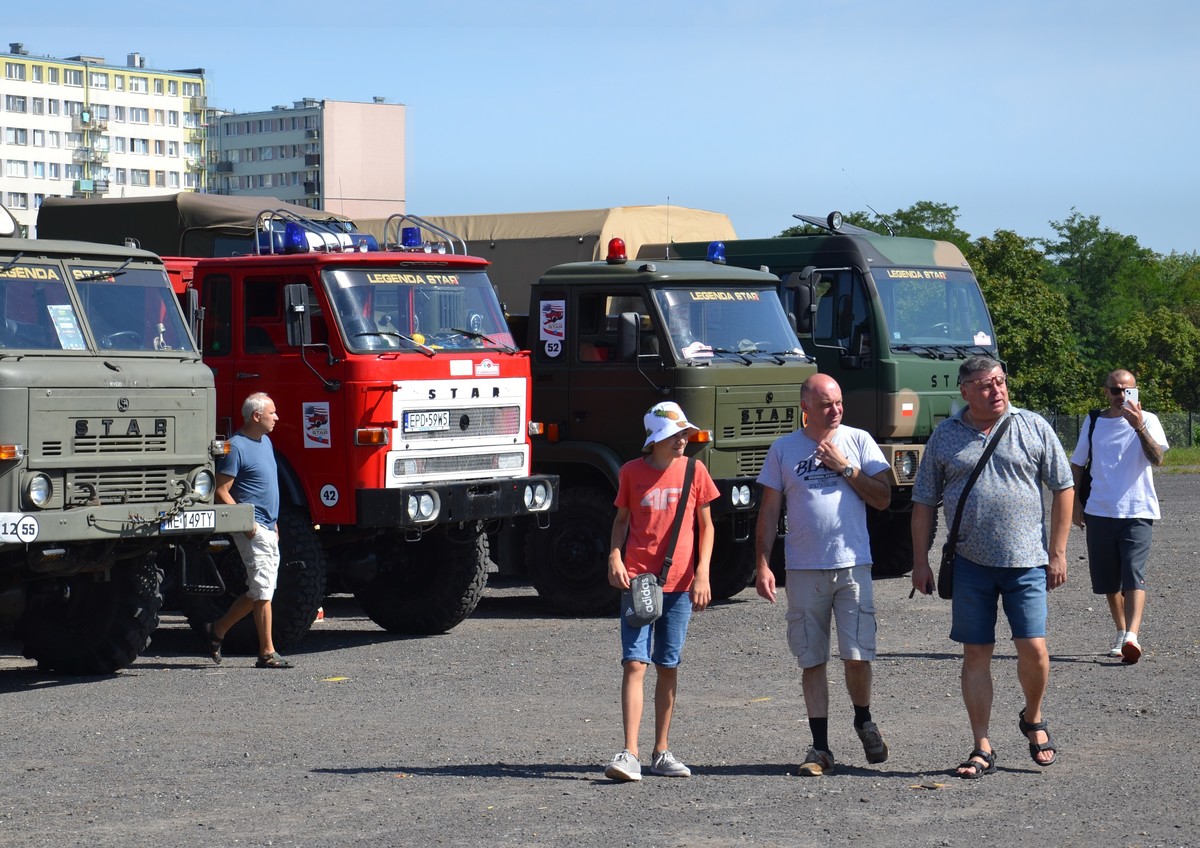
[507,239,817,613]
[0,214,253,672]
[641,213,998,575]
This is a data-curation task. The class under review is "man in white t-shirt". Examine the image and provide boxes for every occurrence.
[1070,369,1168,664]
[754,374,892,776]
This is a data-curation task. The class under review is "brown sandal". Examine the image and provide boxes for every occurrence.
[255,652,294,669]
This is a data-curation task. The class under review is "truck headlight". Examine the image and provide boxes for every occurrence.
[191,469,215,500]
[25,473,53,508]
[523,482,552,511]
[406,492,439,522]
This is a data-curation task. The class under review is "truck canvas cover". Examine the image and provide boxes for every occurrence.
[38,193,349,257]
[355,205,737,310]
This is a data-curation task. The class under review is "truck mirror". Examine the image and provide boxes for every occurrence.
[618,311,640,360]
[784,269,819,335]
[285,283,312,347]
[185,288,202,342]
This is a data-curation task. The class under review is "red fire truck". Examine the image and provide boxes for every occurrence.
[39,195,557,653]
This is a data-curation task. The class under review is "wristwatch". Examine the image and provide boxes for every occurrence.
[841,465,855,479]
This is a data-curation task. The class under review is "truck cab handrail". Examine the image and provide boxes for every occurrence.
[254,207,353,255]
[381,214,468,255]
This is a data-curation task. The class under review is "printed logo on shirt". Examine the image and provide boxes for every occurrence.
[641,487,684,511]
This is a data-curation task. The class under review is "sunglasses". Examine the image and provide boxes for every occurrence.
[1106,386,1131,395]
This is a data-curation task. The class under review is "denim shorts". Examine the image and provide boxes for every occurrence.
[620,591,693,668]
[950,553,1047,644]
[1085,515,1153,594]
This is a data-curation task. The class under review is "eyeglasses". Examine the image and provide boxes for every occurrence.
[1106,386,1130,395]
[961,374,1007,390]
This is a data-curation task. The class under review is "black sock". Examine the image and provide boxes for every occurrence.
[809,717,829,752]
[853,704,873,730]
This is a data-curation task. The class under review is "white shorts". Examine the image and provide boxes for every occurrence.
[231,524,280,601]
[783,565,877,668]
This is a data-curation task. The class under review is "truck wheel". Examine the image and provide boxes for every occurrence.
[18,557,163,674]
[526,486,619,616]
[182,508,327,655]
[868,507,936,578]
[708,527,756,601]
[356,530,487,635]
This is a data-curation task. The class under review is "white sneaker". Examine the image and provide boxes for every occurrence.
[604,749,642,782]
[1121,633,1143,665]
[650,749,691,777]
[1108,630,1127,658]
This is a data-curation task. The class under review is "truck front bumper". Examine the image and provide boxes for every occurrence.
[356,475,559,529]
[0,501,255,548]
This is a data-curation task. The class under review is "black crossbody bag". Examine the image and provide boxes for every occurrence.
[938,416,1012,600]
[621,457,697,626]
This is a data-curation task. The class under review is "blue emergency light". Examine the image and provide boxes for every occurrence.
[706,241,727,264]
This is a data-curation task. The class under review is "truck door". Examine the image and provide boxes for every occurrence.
[811,269,879,433]
[197,274,237,438]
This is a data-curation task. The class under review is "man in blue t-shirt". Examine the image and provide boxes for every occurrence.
[754,374,892,777]
[203,392,293,669]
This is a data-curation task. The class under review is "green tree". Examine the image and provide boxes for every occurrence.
[968,230,1090,410]
[1110,307,1200,411]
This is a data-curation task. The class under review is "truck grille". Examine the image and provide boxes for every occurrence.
[72,434,169,454]
[737,449,769,476]
[67,469,173,504]
[725,417,798,439]
[401,406,522,441]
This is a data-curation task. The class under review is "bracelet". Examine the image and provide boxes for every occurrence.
[1135,424,1147,434]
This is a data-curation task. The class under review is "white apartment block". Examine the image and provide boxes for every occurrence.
[209,97,406,219]
[0,43,207,237]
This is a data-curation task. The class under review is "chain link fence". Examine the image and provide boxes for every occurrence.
[1042,410,1197,451]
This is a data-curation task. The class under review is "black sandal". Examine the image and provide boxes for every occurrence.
[1019,708,1057,766]
[956,748,996,779]
[202,622,223,665]
[256,652,294,669]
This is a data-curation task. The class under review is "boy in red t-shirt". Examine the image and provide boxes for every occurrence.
[603,401,720,781]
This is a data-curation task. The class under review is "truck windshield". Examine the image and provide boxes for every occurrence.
[872,267,996,351]
[651,286,805,361]
[0,262,192,353]
[323,268,516,353]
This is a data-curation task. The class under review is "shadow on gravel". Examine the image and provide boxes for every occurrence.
[0,665,121,691]
[313,762,600,781]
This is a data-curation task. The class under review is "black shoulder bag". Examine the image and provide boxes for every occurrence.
[621,457,697,627]
[1076,410,1101,510]
[937,416,1013,600]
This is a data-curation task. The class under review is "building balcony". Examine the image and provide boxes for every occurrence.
[303,181,320,196]
[72,147,109,163]
[304,153,321,167]
[215,161,234,172]
[304,128,320,140]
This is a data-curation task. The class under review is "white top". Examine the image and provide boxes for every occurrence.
[757,425,889,569]
[1070,411,1168,520]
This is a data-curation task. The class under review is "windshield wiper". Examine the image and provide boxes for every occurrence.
[450,327,519,353]
[74,258,133,283]
[354,330,436,358]
[710,347,754,366]
[0,252,24,274]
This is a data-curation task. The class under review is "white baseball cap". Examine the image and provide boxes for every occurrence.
[642,401,699,450]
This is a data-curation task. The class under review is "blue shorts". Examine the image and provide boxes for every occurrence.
[1085,515,1153,594]
[950,554,1047,644]
[620,591,693,668]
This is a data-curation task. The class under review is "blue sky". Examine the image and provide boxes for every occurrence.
[21,0,1200,254]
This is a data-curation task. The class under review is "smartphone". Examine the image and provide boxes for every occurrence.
[1124,387,1139,406]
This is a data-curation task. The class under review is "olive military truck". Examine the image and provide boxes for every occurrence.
[641,213,999,575]
[38,194,557,650]
[0,207,253,673]
[506,238,817,613]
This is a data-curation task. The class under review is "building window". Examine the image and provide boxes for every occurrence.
[184,171,198,189]
[32,161,45,179]
[114,168,126,184]
[131,138,149,155]
[47,67,59,84]
[47,99,60,116]
[154,109,165,126]
[94,104,109,120]
[130,76,148,93]
[4,128,28,145]
[114,74,124,91]
[32,97,44,115]
[184,142,201,158]
[131,107,149,124]
[89,72,109,89]
[168,110,179,127]
[168,171,180,188]
[5,62,26,81]
[63,68,83,86]
[5,95,27,113]
[167,140,178,157]
[64,100,84,117]
[6,161,28,178]
[34,193,45,208]
[48,163,59,179]
[6,193,28,209]
[168,80,178,96]
[32,65,43,83]
[32,129,44,147]
[184,112,200,128]
[154,139,165,156]
[65,132,83,149]
[112,137,127,153]
[47,131,60,148]
[131,169,150,186]
[64,163,83,180]
[155,170,166,187]
[113,105,125,122]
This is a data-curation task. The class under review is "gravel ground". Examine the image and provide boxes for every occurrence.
[1,473,1197,848]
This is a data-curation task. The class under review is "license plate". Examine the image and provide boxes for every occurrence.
[161,510,216,532]
[404,410,450,433]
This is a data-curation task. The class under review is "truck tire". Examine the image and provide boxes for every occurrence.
[182,507,327,655]
[709,526,756,601]
[356,530,487,635]
[868,506,936,579]
[526,486,619,616]
[18,557,163,675]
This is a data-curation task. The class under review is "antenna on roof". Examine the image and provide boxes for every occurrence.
[840,168,895,236]
[665,196,671,259]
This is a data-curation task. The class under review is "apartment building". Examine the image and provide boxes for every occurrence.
[0,43,207,236]
[208,97,406,219]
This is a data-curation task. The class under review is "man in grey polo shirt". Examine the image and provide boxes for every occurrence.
[910,356,1073,779]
